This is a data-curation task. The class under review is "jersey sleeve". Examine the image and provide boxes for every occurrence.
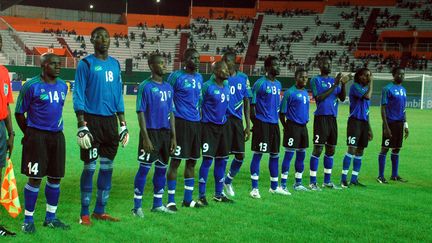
[279,89,290,114]
[310,77,318,97]
[116,70,125,113]
[15,82,33,114]
[381,86,389,105]
[251,80,262,105]
[136,83,147,113]
[73,60,89,112]
[167,71,180,89]
[351,83,367,99]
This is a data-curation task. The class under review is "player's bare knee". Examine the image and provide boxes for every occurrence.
[380,147,390,154]
[235,153,245,160]
[392,148,400,154]
[28,178,42,187]
[355,148,364,157]
[312,145,323,156]
[47,177,61,184]
[325,145,335,156]
[347,146,356,155]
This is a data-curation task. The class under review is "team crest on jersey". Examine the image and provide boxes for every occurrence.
[94,66,103,71]
[61,92,66,100]
[321,82,327,87]
[151,87,159,92]
[214,90,220,94]
[3,84,8,95]
[40,93,49,100]
[266,87,271,94]
[41,88,45,93]
[297,93,302,97]
[184,81,192,88]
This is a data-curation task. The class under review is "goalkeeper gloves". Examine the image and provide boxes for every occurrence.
[119,122,129,147]
[77,125,93,149]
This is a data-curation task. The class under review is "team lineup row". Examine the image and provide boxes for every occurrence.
[0,27,409,236]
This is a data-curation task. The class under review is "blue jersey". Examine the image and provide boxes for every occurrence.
[168,70,203,122]
[381,83,406,123]
[136,77,174,130]
[227,71,252,120]
[252,76,281,124]
[280,85,309,125]
[73,54,124,116]
[349,82,370,121]
[15,76,68,132]
[310,75,341,117]
[201,78,230,125]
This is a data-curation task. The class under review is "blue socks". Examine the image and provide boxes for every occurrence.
[214,158,227,197]
[24,183,40,224]
[153,162,167,208]
[224,158,243,185]
[391,153,399,177]
[94,158,114,214]
[341,153,353,182]
[133,162,151,209]
[45,182,60,221]
[250,153,263,189]
[199,157,213,198]
[183,178,194,203]
[309,155,319,184]
[323,155,334,184]
[269,153,279,190]
[378,153,386,177]
[80,160,96,216]
[350,156,362,183]
[167,180,176,204]
[294,150,306,184]
[281,150,294,188]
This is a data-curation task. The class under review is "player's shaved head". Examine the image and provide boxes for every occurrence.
[41,53,59,66]
[148,53,163,66]
[212,61,225,72]
[91,26,109,39]
[183,48,198,60]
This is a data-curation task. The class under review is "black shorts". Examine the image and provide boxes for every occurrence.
[313,115,338,146]
[80,113,119,162]
[251,119,280,153]
[138,129,171,164]
[201,122,230,158]
[283,120,309,149]
[347,117,369,148]
[382,121,403,148]
[227,116,245,154]
[21,127,66,179]
[172,118,201,160]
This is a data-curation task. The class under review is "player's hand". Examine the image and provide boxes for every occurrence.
[170,138,177,154]
[6,134,14,157]
[244,127,250,142]
[340,73,351,85]
[404,127,409,139]
[119,122,129,147]
[335,73,342,86]
[368,129,373,141]
[384,126,392,138]
[77,125,94,149]
[142,137,154,153]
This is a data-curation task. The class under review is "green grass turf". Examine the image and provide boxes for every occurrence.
[1,93,431,242]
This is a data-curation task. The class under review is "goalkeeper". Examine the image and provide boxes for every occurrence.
[73,27,129,226]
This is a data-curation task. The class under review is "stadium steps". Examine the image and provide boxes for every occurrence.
[0,29,26,65]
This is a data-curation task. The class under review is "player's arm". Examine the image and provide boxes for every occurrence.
[363,76,373,100]
[5,105,14,156]
[243,97,251,141]
[137,111,154,153]
[73,61,94,149]
[279,91,289,129]
[313,77,339,102]
[169,112,177,153]
[337,73,351,101]
[380,86,391,138]
[368,119,373,141]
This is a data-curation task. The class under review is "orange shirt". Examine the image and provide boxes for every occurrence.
[0,65,13,120]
